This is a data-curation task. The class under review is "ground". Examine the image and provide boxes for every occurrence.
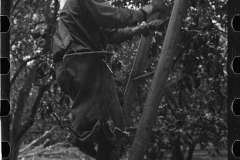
[18,143,227,160]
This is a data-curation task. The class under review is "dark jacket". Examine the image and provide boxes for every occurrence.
[52,0,146,62]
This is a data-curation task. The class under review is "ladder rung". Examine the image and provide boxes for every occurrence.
[133,71,155,81]
[126,127,137,133]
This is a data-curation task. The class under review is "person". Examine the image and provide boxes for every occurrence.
[52,0,165,159]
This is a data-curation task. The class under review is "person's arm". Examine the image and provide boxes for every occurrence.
[85,0,146,28]
[102,28,133,45]
[85,0,165,28]
[103,25,148,44]
[103,20,165,45]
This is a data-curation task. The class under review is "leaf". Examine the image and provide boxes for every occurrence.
[179,83,186,91]
[40,109,45,120]
[41,32,47,39]
[175,120,184,128]
[206,62,211,75]
[200,0,205,5]
[53,83,58,95]
[193,42,199,51]
[111,59,122,72]
[213,80,219,90]
[221,3,227,13]
[47,102,53,114]
[194,77,201,89]
[217,89,226,99]
[42,62,48,71]
[59,96,64,106]
[215,34,220,46]
[32,32,41,39]
[65,97,70,106]
[208,102,216,114]
[111,0,123,7]
[150,43,158,58]
[52,72,56,80]
[185,77,193,93]
[113,45,118,53]
[177,78,183,88]
[36,67,45,78]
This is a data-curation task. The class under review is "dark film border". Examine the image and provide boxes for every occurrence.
[1,0,11,159]
[228,0,240,159]
[0,0,237,159]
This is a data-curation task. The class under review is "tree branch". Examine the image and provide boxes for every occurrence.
[10,53,49,87]
[33,21,45,27]
[186,141,196,160]
[165,91,181,109]
[11,60,41,143]
[167,74,187,91]
[11,0,21,15]
[45,0,59,36]
[19,127,55,153]
[52,0,59,29]
[165,97,178,119]
[213,26,227,38]
[13,83,51,142]
[50,112,85,140]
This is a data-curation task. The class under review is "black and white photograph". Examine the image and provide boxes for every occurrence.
[1,0,235,159]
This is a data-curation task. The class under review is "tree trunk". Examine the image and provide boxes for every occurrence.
[172,136,184,160]
[128,0,189,159]
[10,62,39,160]
[182,144,187,158]
[118,1,164,160]
[186,143,196,160]
[11,140,22,160]
[10,81,50,160]
[123,12,164,126]
[215,147,220,155]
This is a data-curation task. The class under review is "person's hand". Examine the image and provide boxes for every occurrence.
[132,22,150,37]
[131,20,164,37]
[137,22,150,36]
[148,20,164,31]
[141,0,166,17]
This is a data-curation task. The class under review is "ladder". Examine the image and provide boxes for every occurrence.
[119,0,189,160]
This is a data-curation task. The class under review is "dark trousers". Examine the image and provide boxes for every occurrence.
[55,53,125,159]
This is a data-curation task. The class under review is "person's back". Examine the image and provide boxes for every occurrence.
[60,0,106,54]
[52,0,166,159]
[53,0,153,62]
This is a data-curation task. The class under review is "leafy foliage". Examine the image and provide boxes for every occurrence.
[10,0,227,160]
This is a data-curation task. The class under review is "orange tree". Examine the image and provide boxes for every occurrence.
[9,0,227,160]
[109,0,227,159]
